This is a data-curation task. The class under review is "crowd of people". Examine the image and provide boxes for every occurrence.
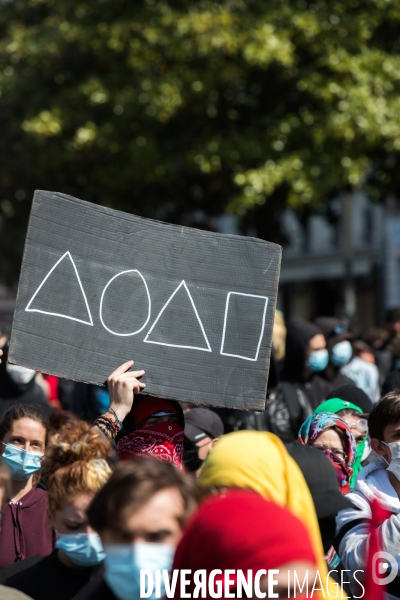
[1,308,400,598]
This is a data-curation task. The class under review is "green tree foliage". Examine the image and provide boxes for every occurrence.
[1,0,400,281]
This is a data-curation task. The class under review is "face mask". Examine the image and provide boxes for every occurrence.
[6,364,36,385]
[56,532,105,566]
[331,340,353,367]
[2,443,43,481]
[305,349,329,372]
[183,441,204,473]
[104,542,174,600]
[321,448,352,494]
[381,441,400,480]
[361,438,371,462]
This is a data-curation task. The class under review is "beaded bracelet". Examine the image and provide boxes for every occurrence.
[100,414,120,430]
[94,414,120,440]
[94,419,113,439]
[98,416,119,435]
[94,420,113,441]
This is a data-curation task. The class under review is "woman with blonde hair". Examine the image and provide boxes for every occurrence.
[272,309,286,363]
[1,420,112,600]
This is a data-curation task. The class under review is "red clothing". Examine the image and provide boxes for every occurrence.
[132,396,181,428]
[0,488,55,569]
[363,498,393,600]
[117,422,184,469]
[42,374,61,410]
[172,490,316,599]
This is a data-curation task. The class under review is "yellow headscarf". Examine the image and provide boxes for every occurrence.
[199,430,341,600]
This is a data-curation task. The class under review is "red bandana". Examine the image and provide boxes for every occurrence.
[117,422,184,469]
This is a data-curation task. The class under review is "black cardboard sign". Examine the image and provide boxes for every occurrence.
[9,191,281,410]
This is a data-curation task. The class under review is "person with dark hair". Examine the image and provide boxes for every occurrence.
[314,317,354,387]
[0,405,54,568]
[335,391,400,599]
[265,318,333,443]
[183,408,224,476]
[79,458,201,600]
[1,420,112,600]
[298,413,356,494]
[281,318,332,408]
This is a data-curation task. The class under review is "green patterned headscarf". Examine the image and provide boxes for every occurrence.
[314,398,366,487]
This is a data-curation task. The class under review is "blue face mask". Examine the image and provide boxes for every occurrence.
[56,532,106,567]
[305,348,329,372]
[331,340,353,367]
[104,542,175,600]
[2,443,43,481]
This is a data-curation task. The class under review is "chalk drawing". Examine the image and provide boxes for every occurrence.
[220,292,269,361]
[99,269,151,336]
[144,280,212,352]
[25,251,93,326]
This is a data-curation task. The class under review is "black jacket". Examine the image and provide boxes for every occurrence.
[281,318,333,409]
[72,579,117,600]
[3,550,104,600]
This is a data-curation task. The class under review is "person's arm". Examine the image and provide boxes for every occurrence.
[336,491,400,595]
[339,509,400,573]
[93,360,145,441]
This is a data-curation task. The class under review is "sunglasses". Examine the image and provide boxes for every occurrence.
[343,418,368,433]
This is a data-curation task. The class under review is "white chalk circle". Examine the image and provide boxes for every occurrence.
[99,269,151,336]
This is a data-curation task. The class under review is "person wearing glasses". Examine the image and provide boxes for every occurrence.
[298,412,356,495]
[297,409,357,574]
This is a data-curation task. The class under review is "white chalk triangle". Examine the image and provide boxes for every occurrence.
[144,280,211,351]
[25,251,93,326]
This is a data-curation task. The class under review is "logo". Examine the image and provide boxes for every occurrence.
[372,551,398,586]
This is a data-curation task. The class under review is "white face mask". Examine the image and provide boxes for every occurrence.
[6,364,36,385]
[381,441,400,480]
